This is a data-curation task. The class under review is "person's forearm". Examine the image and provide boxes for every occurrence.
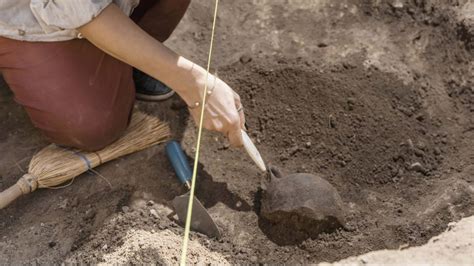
[78,4,245,147]
[78,4,204,105]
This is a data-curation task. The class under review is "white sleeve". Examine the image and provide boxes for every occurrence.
[30,0,113,31]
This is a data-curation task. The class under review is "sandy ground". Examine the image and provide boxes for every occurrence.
[322,215,474,265]
[1,0,473,264]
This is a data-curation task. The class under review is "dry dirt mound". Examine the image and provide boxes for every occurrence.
[65,202,228,264]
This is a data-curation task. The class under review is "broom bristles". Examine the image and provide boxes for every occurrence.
[28,111,170,189]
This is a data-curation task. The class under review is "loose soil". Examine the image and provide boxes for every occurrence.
[1,0,473,264]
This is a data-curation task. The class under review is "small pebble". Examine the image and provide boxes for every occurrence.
[288,145,300,155]
[398,106,414,117]
[347,97,356,110]
[147,200,155,206]
[329,117,336,128]
[414,148,425,157]
[397,168,404,177]
[239,55,252,64]
[150,209,159,219]
[407,139,414,149]
[279,154,289,161]
[102,244,108,250]
[415,113,425,121]
[84,209,96,220]
[410,162,426,174]
[48,241,56,248]
[434,147,441,155]
[305,141,312,148]
[416,141,426,150]
[447,221,457,230]
[121,206,130,213]
[391,0,404,9]
[235,201,242,208]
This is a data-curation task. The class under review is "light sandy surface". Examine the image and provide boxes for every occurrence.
[97,228,228,265]
[322,216,474,265]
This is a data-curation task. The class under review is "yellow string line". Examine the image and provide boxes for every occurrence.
[180,0,219,265]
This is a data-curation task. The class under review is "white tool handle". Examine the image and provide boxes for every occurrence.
[241,129,267,172]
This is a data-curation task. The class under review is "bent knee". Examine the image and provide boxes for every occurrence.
[69,129,122,151]
[72,116,129,151]
[42,114,129,152]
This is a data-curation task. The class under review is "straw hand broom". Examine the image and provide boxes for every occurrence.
[0,111,170,209]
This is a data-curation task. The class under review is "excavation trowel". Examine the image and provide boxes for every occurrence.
[165,141,221,238]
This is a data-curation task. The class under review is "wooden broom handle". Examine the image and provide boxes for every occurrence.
[0,174,37,209]
[0,183,23,209]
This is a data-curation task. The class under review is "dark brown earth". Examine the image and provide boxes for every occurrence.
[1,0,473,264]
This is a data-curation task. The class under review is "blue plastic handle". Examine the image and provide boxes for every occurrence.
[166,140,192,186]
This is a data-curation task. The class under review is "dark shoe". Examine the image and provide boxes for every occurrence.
[133,68,175,101]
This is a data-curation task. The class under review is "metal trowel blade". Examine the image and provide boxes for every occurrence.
[172,193,221,238]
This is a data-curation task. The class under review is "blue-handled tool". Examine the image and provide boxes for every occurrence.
[165,140,221,238]
[166,141,193,189]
